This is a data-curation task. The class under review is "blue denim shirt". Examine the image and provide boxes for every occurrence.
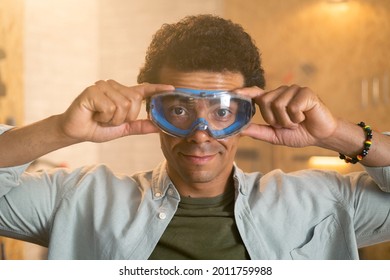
[1,126,390,259]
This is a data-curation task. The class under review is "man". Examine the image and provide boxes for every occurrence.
[0,15,390,259]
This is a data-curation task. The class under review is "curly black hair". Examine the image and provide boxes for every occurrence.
[137,14,265,89]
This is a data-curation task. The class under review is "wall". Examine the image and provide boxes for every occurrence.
[24,0,101,169]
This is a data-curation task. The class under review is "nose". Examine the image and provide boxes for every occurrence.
[185,118,213,143]
[185,128,212,144]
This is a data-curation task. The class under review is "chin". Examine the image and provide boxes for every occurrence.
[182,169,217,184]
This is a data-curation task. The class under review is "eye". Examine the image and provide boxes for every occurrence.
[216,108,231,118]
[170,106,187,116]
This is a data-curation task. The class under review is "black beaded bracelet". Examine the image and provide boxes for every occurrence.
[339,122,373,164]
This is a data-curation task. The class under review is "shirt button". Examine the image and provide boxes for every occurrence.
[155,192,161,198]
[158,212,167,220]
[167,189,174,196]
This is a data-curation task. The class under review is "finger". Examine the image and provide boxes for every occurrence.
[103,80,144,122]
[240,123,276,143]
[285,86,317,124]
[233,86,265,99]
[134,83,176,99]
[270,85,301,128]
[94,80,134,125]
[124,119,160,136]
[234,86,280,127]
[99,80,166,124]
[108,80,175,99]
[253,86,289,127]
[91,98,117,124]
[107,80,175,122]
[103,90,133,126]
[79,82,117,124]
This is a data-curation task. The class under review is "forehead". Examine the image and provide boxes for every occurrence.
[158,67,245,91]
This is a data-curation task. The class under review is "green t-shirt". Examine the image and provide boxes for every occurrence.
[149,187,249,260]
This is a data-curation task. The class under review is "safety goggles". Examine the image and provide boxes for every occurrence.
[150,88,255,139]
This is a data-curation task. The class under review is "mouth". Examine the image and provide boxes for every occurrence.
[179,153,217,165]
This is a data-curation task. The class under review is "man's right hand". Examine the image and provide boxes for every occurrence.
[58,80,174,143]
[0,80,174,167]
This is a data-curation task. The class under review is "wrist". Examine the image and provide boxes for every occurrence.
[317,118,367,156]
[338,122,372,164]
[50,114,83,147]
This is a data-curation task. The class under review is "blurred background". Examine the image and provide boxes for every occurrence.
[0,0,389,259]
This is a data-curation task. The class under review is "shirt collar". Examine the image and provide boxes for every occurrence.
[151,161,249,199]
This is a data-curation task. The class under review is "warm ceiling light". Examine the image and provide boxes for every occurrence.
[308,156,348,167]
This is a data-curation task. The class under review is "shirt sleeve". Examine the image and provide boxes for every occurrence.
[349,166,390,247]
[0,125,73,246]
[0,125,31,197]
[365,131,390,192]
[364,166,390,193]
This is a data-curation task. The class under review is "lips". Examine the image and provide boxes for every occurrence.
[179,153,217,165]
[174,141,223,165]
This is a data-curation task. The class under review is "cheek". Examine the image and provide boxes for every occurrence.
[159,133,179,158]
[217,137,240,157]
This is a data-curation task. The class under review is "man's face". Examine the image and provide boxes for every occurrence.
[157,68,245,194]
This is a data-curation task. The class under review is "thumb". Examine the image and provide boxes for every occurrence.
[240,123,277,143]
[124,119,160,136]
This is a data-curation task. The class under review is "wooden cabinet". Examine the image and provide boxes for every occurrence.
[0,0,24,126]
[228,0,390,259]
[227,0,390,170]
[0,0,25,259]
[0,237,24,260]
